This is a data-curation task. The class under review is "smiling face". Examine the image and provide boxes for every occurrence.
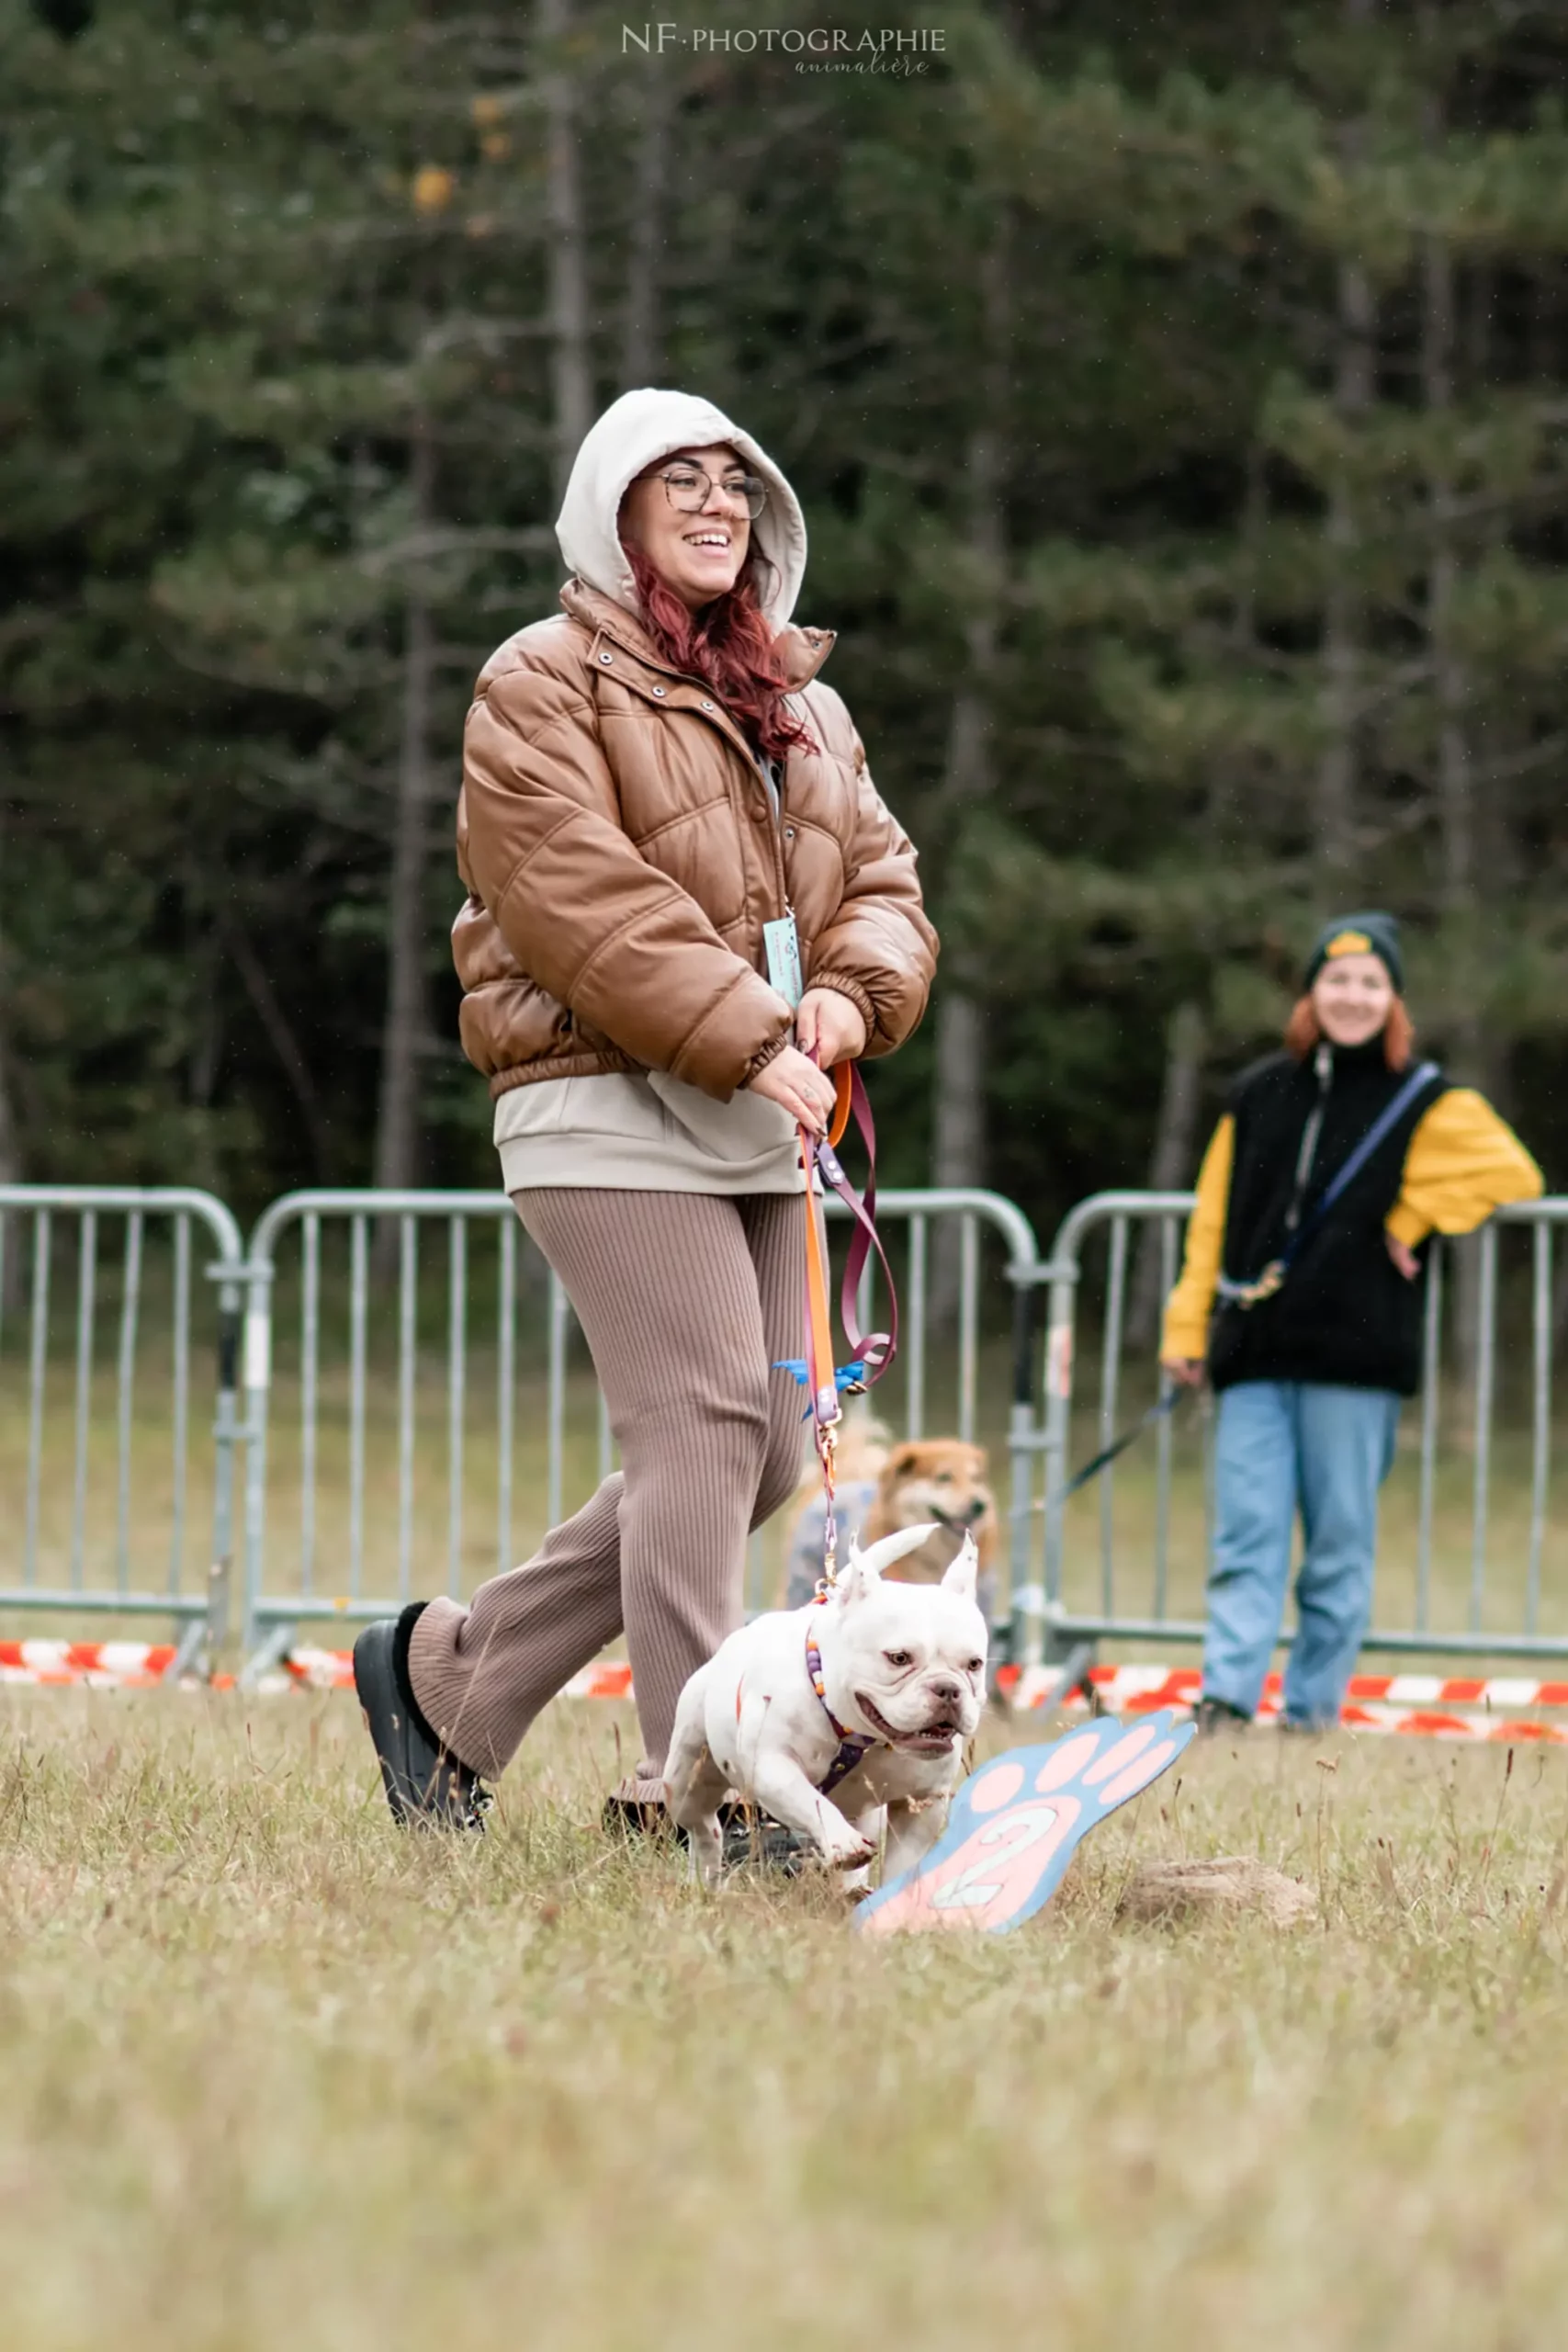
[618,441,753,611]
[1311,951,1395,1048]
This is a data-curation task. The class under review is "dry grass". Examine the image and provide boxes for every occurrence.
[2,1690,1567,2350]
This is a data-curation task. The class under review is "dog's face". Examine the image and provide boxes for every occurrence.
[826,1525,988,1756]
[874,1441,995,1544]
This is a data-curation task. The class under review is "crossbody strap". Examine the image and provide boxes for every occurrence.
[1217,1060,1441,1309]
[1304,1059,1441,1238]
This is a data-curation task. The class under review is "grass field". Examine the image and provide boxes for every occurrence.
[7,1236,1568,2344]
[3,1688,1567,2351]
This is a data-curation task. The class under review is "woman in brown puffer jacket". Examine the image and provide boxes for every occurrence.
[353,389,938,1830]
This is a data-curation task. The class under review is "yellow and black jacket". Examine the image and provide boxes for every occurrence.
[1162,1041,1541,1396]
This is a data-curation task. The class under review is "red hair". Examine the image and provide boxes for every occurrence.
[622,542,817,767]
[1284,994,1415,1071]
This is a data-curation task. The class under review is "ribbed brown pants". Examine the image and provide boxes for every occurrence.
[407,1189,807,1787]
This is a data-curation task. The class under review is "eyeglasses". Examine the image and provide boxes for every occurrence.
[649,465,769,520]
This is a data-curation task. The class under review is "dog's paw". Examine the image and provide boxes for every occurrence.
[818,1822,876,1871]
[682,1819,724,1886]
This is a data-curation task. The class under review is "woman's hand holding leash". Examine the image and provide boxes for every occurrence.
[1160,1356,1206,1388]
[795,987,867,1069]
[746,989,866,1134]
[748,1044,838,1134]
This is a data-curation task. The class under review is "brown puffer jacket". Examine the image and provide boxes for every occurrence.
[454,577,938,1101]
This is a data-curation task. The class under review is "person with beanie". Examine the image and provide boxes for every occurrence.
[1161,914,1541,1734]
[351,390,937,1827]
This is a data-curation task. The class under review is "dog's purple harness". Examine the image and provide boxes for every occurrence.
[805,1607,882,1795]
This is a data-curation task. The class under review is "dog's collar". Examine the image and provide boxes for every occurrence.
[805,1609,881,1795]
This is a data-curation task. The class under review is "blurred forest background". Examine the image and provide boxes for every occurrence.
[6,0,1568,1263]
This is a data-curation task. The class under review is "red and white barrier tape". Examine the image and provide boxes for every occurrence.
[0,1642,634,1697]
[6,1641,1567,1743]
[998,1661,1568,1745]
[1113,1664,1568,1711]
[277,1652,636,1699]
[0,1640,181,1687]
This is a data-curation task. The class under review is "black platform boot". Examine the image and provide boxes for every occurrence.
[353,1607,491,1830]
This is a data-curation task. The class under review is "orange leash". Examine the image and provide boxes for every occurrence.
[828,1061,852,1148]
[796,1066,853,1587]
[798,1069,850,1419]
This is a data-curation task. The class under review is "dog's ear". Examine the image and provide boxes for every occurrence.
[834,1532,880,1607]
[941,1531,980,1602]
[856,1522,942,1581]
[886,1442,923,1479]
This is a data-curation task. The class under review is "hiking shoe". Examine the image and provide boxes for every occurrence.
[1194,1696,1251,1738]
[602,1792,678,1842]
[603,1792,813,1873]
[718,1804,814,1876]
[353,1613,491,1830]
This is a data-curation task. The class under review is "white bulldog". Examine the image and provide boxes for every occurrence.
[664,1523,988,1885]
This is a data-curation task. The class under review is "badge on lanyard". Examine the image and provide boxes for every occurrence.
[762,913,804,1011]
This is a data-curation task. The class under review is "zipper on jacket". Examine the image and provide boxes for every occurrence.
[1284,1043,1334,1235]
[759,752,793,920]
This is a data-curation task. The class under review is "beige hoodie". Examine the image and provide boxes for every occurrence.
[555,386,808,625]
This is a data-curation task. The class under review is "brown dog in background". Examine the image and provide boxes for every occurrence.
[862,1439,998,1623]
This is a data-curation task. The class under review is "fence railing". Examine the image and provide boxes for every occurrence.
[236,1186,1043,1664]
[7,1179,1568,1689]
[1030,1191,1568,1668]
[0,1187,245,1672]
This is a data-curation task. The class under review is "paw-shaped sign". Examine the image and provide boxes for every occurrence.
[854,1709,1193,1938]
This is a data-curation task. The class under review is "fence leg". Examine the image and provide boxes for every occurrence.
[1002,1278,1039,1670]
[1047,1638,1099,1709]
[239,1623,295,1690]
[162,1619,209,1686]
[207,1260,243,1658]
[1035,1259,1078,1668]
[205,1548,231,1666]
[239,1256,274,1656]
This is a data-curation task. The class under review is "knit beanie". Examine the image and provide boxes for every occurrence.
[1303,911,1403,993]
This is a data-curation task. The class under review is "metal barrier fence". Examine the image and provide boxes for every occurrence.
[0,1187,245,1669]
[9,1176,1565,1686]
[1029,1192,1568,1668]
[237,1186,1043,1667]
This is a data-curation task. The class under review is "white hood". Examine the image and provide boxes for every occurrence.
[555,389,808,628]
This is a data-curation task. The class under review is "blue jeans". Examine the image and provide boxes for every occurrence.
[1203,1380,1401,1727]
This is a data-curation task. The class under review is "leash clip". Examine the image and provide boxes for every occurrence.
[1223,1259,1285,1311]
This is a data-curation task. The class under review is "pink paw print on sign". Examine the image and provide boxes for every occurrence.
[854,1709,1193,1938]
